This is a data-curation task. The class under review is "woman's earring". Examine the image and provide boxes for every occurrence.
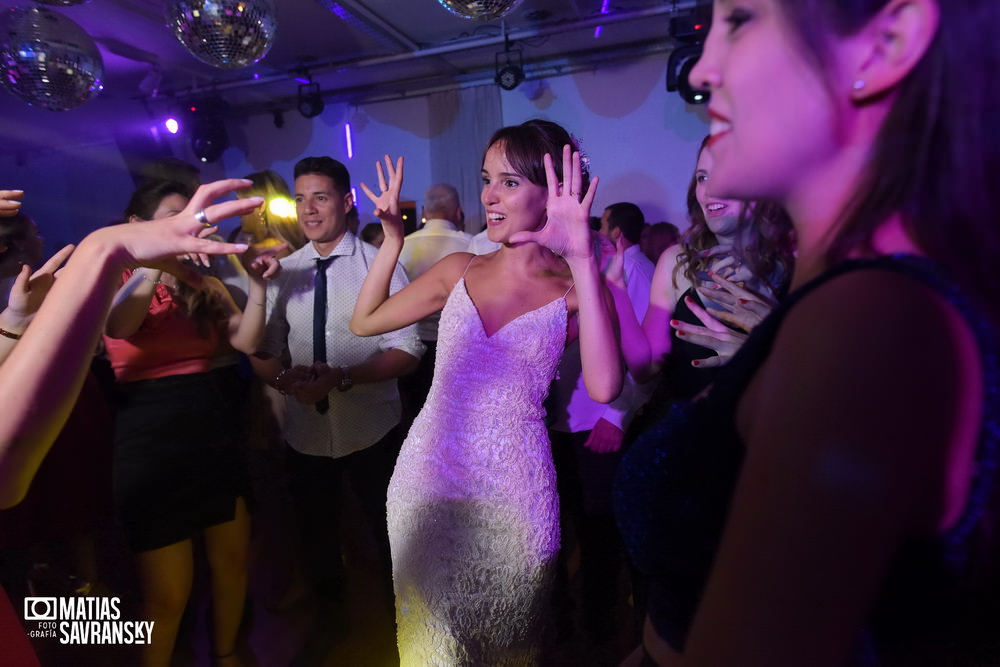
[852,79,866,91]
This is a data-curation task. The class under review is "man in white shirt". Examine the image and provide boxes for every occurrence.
[547,201,656,646]
[396,184,472,426]
[254,156,423,662]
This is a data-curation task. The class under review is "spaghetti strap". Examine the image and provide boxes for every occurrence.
[562,282,575,299]
[460,254,476,278]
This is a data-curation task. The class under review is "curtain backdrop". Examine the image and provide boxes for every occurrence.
[427,85,502,234]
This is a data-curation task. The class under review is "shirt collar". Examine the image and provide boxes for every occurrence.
[304,232,358,261]
[420,218,459,232]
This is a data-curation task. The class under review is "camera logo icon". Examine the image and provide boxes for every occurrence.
[23,597,57,621]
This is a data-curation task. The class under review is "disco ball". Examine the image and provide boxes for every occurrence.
[436,0,523,21]
[0,6,104,111]
[166,0,277,70]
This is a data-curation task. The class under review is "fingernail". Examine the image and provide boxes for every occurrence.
[738,298,748,304]
[713,284,721,290]
[707,269,714,276]
[669,319,679,326]
[692,360,700,366]
[240,178,254,184]
[676,330,685,337]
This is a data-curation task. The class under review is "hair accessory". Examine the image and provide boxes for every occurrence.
[852,79,866,91]
[194,209,210,226]
[570,133,591,176]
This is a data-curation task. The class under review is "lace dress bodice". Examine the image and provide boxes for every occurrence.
[387,277,569,665]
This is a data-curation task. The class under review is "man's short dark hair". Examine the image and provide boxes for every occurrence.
[605,202,645,244]
[294,156,351,195]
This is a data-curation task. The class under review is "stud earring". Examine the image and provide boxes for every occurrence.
[852,79,866,91]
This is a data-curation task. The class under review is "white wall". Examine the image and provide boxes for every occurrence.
[499,55,709,228]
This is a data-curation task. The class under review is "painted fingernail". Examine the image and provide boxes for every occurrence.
[738,298,748,304]
[676,330,685,337]
[692,360,700,366]
[707,269,714,276]
[713,284,721,290]
[669,319,679,326]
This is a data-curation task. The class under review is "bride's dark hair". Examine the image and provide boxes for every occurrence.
[483,119,589,195]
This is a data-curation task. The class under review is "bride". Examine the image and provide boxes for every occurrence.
[350,119,622,665]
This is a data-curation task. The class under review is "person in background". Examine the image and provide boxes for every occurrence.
[232,170,305,253]
[616,0,1000,664]
[640,222,681,264]
[103,180,279,667]
[253,156,423,666]
[0,182,256,667]
[360,221,385,248]
[396,183,473,428]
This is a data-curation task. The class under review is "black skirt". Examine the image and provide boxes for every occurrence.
[112,367,249,552]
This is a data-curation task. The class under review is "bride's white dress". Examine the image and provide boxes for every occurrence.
[387,277,567,666]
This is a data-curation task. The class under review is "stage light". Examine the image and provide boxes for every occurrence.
[297,82,324,118]
[268,196,294,218]
[495,48,524,91]
[186,97,230,163]
[164,118,180,134]
[666,7,710,105]
[666,43,708,105]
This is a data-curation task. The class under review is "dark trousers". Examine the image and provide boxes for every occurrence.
[285,426,401,607]
[551,429,628,638]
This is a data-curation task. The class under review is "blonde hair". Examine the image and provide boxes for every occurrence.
[238,170,306,250]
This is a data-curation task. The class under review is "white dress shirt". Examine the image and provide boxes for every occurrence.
[398,219,473,341]
[261,233,424,458]
[549,243,656,433]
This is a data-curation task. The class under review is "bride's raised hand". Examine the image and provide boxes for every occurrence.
[360,154,405,245]
[510,145,598,262]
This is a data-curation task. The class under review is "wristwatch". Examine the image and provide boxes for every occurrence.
[338,365,353,392]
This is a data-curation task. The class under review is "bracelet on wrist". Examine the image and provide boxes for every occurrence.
[272,368,291,394]
[140,271,162,285]
[0,326,22,340]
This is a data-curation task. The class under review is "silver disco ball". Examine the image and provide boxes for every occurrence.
[436,0,523,21]
[166,0,277,70]
[0,6,104,111]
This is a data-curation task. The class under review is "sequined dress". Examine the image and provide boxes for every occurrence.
[387,278,567,666]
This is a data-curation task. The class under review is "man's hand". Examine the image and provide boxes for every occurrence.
[289,362,338,405]
[583,417,625,454]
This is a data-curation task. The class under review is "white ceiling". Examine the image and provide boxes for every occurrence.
[0,0,704,160]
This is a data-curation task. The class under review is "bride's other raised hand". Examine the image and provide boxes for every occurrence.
[510,145,598,263]
[360,154,405,245]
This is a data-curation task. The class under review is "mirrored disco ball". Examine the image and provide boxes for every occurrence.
[436,0,523,21]
[166,0,277,69]
[0,6,104,111]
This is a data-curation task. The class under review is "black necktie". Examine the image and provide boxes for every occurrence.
[313,257,334,414]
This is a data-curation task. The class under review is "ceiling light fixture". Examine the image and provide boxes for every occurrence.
[495,28,524,91]
[666,8,710,105]
[297,81,324,119]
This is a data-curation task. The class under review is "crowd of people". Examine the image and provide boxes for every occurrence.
[2,0,999,665]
